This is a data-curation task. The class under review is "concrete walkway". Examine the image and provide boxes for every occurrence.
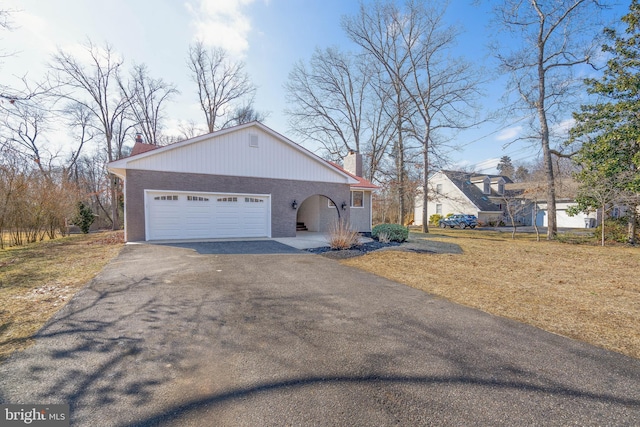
[275,231,372,249]
[1,243,638,426]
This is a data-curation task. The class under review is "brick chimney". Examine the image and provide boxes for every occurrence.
[344,150,363,177]
[135,133,143,144]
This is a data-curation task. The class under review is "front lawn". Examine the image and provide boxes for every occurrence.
[0,232,124,361]
[342,229,640,359]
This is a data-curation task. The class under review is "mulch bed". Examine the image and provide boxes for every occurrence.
[305,241,402,259]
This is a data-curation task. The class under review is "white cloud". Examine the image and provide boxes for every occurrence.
[186,0,256,57]
[496,126,522,142]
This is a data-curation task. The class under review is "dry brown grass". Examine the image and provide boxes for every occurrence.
[342,229,640,359]
[0,231,124,361]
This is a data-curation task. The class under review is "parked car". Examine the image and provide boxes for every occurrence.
[439,214,478,229]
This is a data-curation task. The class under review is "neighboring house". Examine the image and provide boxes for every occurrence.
[414,170,597,228]
[414,170,510,226]
[108,122,377,242]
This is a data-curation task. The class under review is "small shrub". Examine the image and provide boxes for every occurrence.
[372,224,408,242]
[595,219,637,244]
[328,220,360,250]
[429,214,443,225]
[73,202,95,234]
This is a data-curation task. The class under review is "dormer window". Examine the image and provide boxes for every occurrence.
[498,180,505,195]
[483,177,490,194]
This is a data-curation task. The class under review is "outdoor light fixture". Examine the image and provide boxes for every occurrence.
[292,200,298,210]
[341,202,347,210]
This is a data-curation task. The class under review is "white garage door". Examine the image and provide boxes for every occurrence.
[146,191,270,240]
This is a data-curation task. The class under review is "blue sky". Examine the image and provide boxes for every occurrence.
[1,0,631,173]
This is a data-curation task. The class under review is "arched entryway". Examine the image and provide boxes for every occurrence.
[295,194,341,232]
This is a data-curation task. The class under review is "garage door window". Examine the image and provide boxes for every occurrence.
[245,197,264,203]
[217,197,238,202]
[187,196,209,201]
[154,195,178,201]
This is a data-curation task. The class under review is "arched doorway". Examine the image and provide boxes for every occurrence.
[296,194,341,232]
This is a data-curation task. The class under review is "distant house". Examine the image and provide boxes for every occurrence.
[505,180,597,228]
[414,170,597,228]
[414,170,510,226]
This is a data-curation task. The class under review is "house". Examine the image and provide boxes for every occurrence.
[108,122,377,242]
[414,170,597,228]
[414,170,510,226]
[506,180,597,228]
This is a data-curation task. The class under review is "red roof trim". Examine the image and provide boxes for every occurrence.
[130,142,159,157]
[328,162,379,189]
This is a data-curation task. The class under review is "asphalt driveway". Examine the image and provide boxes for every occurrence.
[1,241,639,426]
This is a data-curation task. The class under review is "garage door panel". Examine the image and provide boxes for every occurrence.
[146,191,269,240]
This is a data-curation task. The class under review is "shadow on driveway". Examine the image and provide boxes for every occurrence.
[1,243,638,426]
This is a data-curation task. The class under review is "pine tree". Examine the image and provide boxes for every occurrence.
[496,156,515,180]
[569,0,640,244]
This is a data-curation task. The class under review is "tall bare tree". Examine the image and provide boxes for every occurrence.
[285,46,395,181]
[343,1,418,224]
[286,47,369,157]
[122,64,178,145]
[492,0,604,240]
[344,0,481,230]
[50,40,132,230]
[187,42,256,132]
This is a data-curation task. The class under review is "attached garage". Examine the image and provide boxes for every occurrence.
[108,122,368,242]
[145,191,270,240]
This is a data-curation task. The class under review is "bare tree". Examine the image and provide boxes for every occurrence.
[187,42,256,132]
[286,46,395,181]
[228,103,268,127]
[286,47,370,157]
[343,1,419,224]
[492,0,605,240]
[63,102,95,181]
[122,64,178,145]
[50,40,132,230]
[344,0,481,230]
[1,99,52,176]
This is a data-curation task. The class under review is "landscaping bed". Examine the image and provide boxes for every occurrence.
[305,235,463,259]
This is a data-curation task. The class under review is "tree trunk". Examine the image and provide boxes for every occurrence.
[110,176,120,231]
[628,201,637,245]
[601,203,606,246]
[396,91,405,226]
[421,132,430,233]
[537,37,557,240]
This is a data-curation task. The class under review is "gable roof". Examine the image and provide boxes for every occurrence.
[109,122,358,185]
[440,170,510,212]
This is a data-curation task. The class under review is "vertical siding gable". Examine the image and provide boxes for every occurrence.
[126,127,349,183]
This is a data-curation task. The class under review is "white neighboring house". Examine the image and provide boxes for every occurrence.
[414,170,598,228]
[414,170,508,226]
